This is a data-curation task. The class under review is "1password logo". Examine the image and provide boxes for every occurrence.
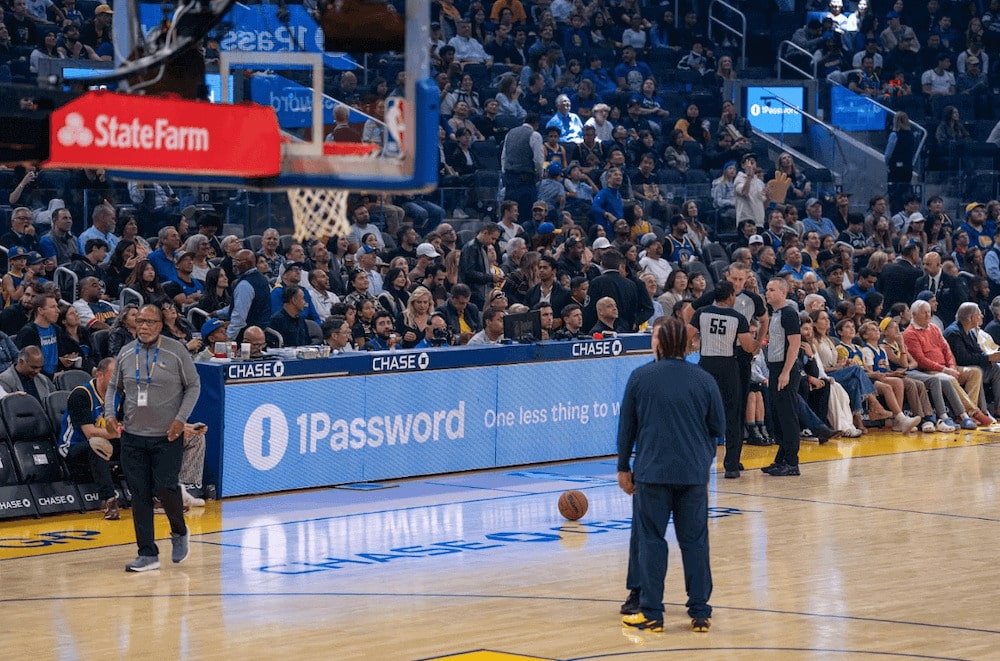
[244,404,289,471]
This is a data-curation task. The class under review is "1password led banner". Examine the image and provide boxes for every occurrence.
[222,355,649,496]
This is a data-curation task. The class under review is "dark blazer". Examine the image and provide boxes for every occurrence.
[914,272,965,326]
[583,270,646,332]
[943,322,992,369]
[877,258,923,311]
[525,283,572,316]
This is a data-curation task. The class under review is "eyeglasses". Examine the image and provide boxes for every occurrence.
[136,318,161,325]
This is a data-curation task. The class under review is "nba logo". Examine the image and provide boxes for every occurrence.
[383,96,406,158]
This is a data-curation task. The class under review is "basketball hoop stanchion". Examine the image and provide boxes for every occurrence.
[286,142,381,242]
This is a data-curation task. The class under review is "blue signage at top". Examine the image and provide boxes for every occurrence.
[139,3,357,67]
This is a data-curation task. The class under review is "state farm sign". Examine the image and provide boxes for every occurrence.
[47,91,282,178]
[58,112,210,152]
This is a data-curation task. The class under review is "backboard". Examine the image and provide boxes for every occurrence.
[101,0,438,194]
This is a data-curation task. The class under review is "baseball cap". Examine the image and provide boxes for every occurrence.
[965,201,985,214]
[740,152,757,164]
[564,236,579,248]
[806,197,821,208]
[547,162,563,176]
[532,201,548,211]
[722,160,736,171]
[416,242,440,258]
[879,317,894,332]
[967,56,980,65]
[26,252,45,265]
[94,3,113,14]
[537,222,560,235]
[283,261,306,271]
[887,10,900,18]
[430,21,441,29]
[640,232,659,248]
[201,318,226,338]
[592,237,612,249]
[817,249,836,263]
[908,212,926,224]
[748,234,764,245]
[8,246,29,259]
[177,251,197,262]
[916,290,936,302]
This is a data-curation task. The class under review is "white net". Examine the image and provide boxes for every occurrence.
[286,188,353,243]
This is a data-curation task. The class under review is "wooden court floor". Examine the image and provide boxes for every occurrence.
[1,428,999,660]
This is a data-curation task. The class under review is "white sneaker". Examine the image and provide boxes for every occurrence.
[452,208,469,219]
[182,487,206,508]
[920,420,936,433]
[842,428,863,438]
[936,418,958,432]
[891,418,903,432]
[896,413,920,433]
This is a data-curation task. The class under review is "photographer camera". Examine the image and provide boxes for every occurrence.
[415,312,455,348]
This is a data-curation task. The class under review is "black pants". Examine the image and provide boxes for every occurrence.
[502,171,537,226]
[65,439,120,500]
[701,356,742,472]
[121,432,186,558]
[634,482,712,621]
[768,359,802,467]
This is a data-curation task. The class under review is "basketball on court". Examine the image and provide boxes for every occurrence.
[558,490,588,521]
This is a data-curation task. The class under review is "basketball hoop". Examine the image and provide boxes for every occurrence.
[286,142,381,242]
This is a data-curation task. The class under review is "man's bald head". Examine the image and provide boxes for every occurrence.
[235,249,256,273]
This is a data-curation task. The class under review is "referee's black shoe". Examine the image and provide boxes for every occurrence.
[724,469,740,479]
[765,463,800,476]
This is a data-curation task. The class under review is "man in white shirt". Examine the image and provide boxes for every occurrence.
[448,19,490,65]
[733,152,767,228]
[305,269,340,321]
[638,234,672,290]
[921,53,956,97]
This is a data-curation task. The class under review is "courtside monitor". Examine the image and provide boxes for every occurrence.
[504,311,542,344]
[743,86,804,134]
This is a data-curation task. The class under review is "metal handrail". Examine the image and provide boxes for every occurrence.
[119,287,144,309]
[707,0,746,68]
[55,266,78,303]
[777,40,817,79]
[826,70,928,170]
[759,93,852,178]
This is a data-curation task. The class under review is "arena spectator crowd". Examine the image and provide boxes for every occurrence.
[4,0,1000,477]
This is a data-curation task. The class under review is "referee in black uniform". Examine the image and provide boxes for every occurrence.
[762,278,803,477]
[692,264,769,448]
[690,281,760,479]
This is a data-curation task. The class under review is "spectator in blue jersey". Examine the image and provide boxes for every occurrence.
[958,202,995,250]
[664,215,699,265]
[15,292,70,378]
[60,357,122,520]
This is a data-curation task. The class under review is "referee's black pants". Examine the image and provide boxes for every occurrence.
[700,355,742,472]
[767,359,802,467]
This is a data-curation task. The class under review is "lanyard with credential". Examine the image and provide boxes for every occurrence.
[134,338,161,406]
